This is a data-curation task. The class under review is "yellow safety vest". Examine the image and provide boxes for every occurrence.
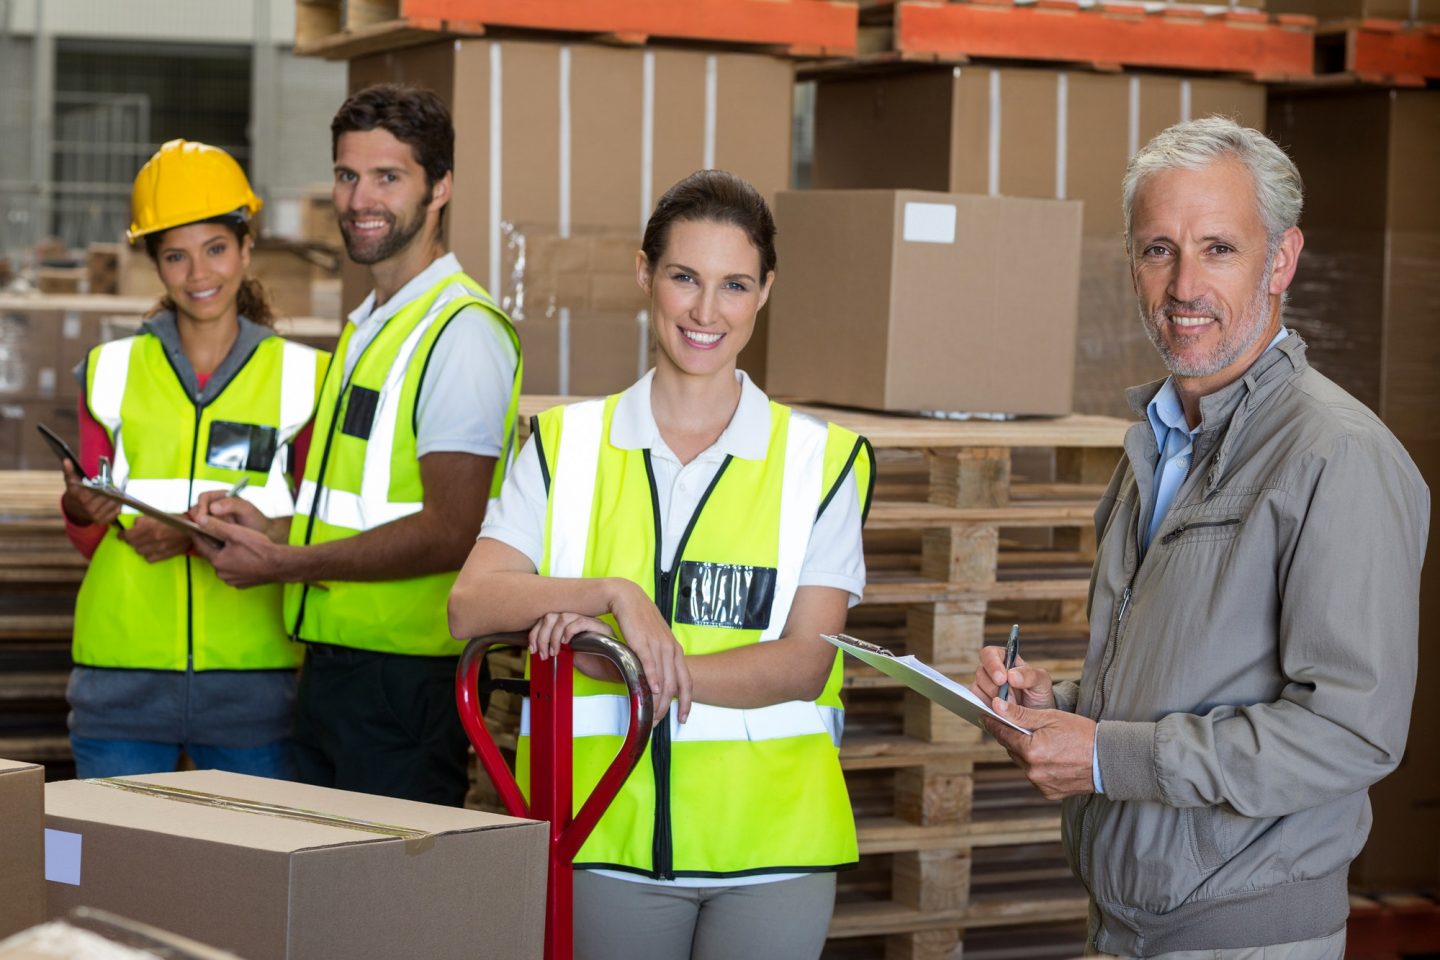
[520,393,874,878]
[73,331,327,671]
[285,269,521,656]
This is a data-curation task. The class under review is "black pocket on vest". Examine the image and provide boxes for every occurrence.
[342,386,381,439]
[673,561,778,630]
[206,420,279,473]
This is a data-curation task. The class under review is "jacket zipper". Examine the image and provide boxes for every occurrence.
[1079,577,1134,887]
[1159,517,1241,545]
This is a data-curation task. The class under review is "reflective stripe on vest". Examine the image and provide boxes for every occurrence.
[73,332,324,672]
[286,270,521,656]
[546,399,832,741]
[519,694,844,746]
[523,393,869,878]
[90,336,317,519]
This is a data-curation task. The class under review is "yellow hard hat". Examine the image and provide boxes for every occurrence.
[127,139,263,242]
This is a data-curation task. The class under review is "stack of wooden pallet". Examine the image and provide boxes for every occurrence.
[0,471,80,779]
[819,407,1124,959]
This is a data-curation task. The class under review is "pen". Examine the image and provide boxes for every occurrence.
[226,477,250,498]
[998,624,1020,702]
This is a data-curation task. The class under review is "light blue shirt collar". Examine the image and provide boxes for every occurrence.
[1145,327,1289,447]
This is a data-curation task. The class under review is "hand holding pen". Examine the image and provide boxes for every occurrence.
[998,624,1020,702]
[972,624,1058,711]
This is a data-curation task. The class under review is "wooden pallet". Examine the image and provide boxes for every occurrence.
[0,472,81,772]
[1347,891,1440,960]
[839,0,1318,80]
[1313,18,1440,84]
[294,0,859,60]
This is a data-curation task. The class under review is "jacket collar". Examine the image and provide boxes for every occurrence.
[1124,331,1309,497]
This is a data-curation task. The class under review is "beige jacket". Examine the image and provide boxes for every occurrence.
[1055,335,1429,956]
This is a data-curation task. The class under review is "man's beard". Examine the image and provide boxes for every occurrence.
[1140,249,1276,379]
[340,193,430,266]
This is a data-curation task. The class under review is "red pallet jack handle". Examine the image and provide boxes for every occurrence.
[456,633,653,960]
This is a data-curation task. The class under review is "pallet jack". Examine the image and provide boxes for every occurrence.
[456,632,653,960]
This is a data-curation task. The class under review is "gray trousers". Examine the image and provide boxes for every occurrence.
[1088,927,1347,959]
[573,871,836,960]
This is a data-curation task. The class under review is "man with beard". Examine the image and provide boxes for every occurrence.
[971,117,1428,957]
[195,84,521,806]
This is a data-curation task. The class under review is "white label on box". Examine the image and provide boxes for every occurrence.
[902,202,957,244]
[38,367,57,398]
[63,311,82,339]
[45,829,82,885]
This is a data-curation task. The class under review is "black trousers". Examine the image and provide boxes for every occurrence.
[292,643,475,807]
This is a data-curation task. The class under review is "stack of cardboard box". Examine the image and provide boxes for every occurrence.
[1268,86,1440,891]
[0,295,153,470]
[804,65,1265,418]
[344,38,795,394]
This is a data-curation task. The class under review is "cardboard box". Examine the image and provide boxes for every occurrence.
[347,38,793,389]
[0,911,243,960]
[116,245,165,300]
[0,310,61,402]
[0,296,157,406]
[767,189,1082,415]
[45,770,547,960]
[36,269,87,296]
[1268,88,1440,890]
[0,404,24,470]
[0,760,45,939]
[811,66,1265,416]
[86,244,122,296]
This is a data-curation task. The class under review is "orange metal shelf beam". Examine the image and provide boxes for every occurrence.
[895,0,1315,78]
[1342,20,1440,82]
[401,0,859,54]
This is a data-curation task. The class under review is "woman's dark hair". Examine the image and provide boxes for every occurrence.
[143,219,276,327]
[330,83,454,192]
[641,170,777,280]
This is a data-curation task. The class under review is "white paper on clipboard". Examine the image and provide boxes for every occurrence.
[823,633,1030,735]
[80,480,225,549]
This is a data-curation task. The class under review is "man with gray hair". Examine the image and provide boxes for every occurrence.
[973,116,1429,957]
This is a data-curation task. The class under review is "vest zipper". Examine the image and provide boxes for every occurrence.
[640,450,732,880]
[183,399,202,740]
[650,566,676,880]
[289,329,382,641]
[1159,517,1241,545]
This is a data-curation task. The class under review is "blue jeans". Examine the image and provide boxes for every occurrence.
[70,735,296,781]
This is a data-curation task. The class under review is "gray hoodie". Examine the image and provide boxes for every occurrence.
[1055,335,1430,956]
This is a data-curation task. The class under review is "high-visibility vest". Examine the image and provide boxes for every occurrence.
[285,269,521,656]
[520,393,875,878]
[73,331,327,671]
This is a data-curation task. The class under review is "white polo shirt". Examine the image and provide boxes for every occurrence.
[346,252,518,459]
[481,368,866,602]
[479,368,868,889]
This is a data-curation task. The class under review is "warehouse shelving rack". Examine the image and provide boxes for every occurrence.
[294,0,860,59]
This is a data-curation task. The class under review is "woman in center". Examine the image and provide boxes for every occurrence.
[449,170,872,958]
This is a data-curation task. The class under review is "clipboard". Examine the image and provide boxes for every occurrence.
[823,633,1030,735]
[80,479,226,550]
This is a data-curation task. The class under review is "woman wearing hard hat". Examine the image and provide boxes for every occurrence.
[58,140,330,779]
